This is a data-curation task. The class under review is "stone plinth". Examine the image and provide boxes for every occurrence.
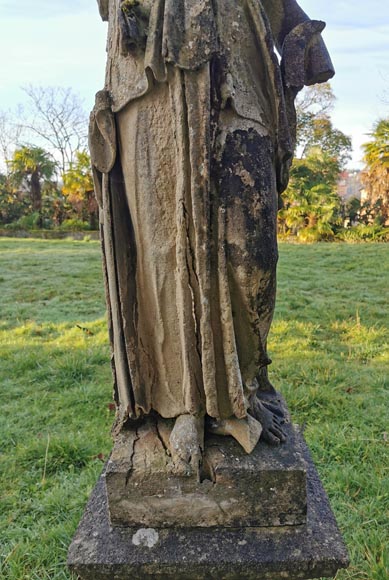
[68,432,349,580]
[105,420,307,528]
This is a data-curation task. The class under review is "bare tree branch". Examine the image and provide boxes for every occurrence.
[0,109,24,174]
[21,86,88,176]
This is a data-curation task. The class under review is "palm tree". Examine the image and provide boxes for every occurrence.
[9,146,56,227]
[362,119,389,225]
[279,148,342,240]
[62,150,98,228]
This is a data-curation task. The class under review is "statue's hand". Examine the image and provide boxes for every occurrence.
[89,91,117,207]
[89,91,116,176]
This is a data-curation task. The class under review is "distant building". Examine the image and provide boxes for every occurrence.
[337,170,362,201]
[360,187,368,203]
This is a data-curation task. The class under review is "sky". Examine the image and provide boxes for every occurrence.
[1,0,389,168]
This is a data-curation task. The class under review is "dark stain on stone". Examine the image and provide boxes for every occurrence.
[216,129,278,273]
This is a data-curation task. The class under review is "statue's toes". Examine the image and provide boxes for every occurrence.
[261,417,287,445]
[171,457,192,477]
[261,429,281,446]
[170,446,202,478]
[262,401,285,419]
[189,450,202,481]
[270,422,287,443]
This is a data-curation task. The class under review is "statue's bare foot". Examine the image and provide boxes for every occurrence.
[206,414,262,454]
[256,370,289,423]
[250,396,287,446]
[259,393,286,419]
[169,414,204,479]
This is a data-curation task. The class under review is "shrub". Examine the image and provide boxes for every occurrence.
[59,219,91,231]
[4,212,41,230]
[336,224,389,242]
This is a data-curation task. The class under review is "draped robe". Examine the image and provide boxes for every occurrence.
[90,0,334,432]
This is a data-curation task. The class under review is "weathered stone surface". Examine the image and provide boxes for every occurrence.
[90,0,335,462]
[105,419,307,528]
[67,433,349,579]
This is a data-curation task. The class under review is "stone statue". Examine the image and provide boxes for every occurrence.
[89,0,334,477]
[68,3,350,576]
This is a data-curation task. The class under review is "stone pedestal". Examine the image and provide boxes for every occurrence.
[68,429,349,579]
[106,420,307,528]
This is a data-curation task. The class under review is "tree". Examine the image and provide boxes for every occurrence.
[62,151,98,228]
[296,82,335,154]
[9,146,56,227]
[279,148,342,240]
[0,173,26,225]
[0,109,23,175]
[342,196,384,227]
[21,86,88,175]
[296,82,335,118]
[361,119,389,224]
[300,116,352,169]
[280,84,352,239]
[295,84,352,165]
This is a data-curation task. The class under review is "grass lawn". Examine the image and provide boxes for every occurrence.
[0,238,388,579]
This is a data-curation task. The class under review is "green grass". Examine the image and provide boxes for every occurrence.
[273,244,389,580]
[0,238,388,579]
[0,238,112,580]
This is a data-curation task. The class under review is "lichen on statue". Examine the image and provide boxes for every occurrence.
[90,0,334,477]
[119,0,150,53]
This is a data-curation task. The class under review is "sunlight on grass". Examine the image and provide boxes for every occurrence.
[269,243,389,580]
[0,238,112,580]
[0,238,388,579]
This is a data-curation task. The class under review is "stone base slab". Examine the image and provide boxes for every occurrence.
[105,420,307,528]
[68,434,349,580]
